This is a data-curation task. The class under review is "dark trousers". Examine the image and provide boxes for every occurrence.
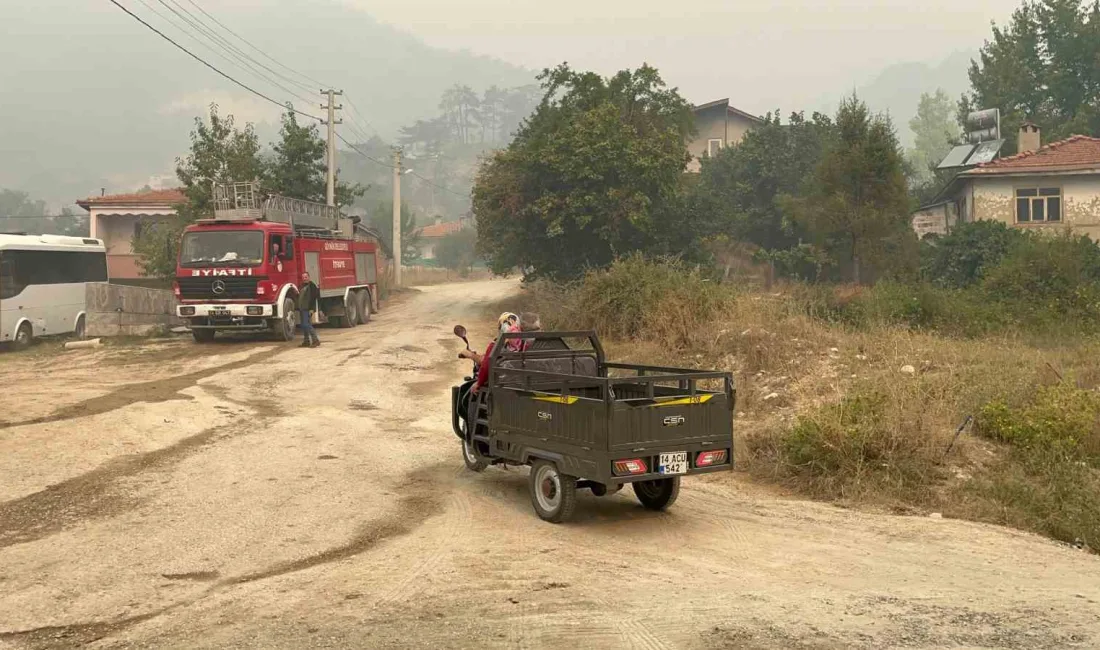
[299,309,319,343]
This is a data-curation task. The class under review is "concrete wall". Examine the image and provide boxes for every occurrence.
[912,203,958,238]
[970,174,1100,240]
[85,282,182,337]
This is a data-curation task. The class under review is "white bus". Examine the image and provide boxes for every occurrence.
[0,234,108,349]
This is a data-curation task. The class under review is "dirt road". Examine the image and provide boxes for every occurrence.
[1,279,1097,649]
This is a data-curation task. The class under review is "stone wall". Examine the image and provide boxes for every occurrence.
[85,282,181,337]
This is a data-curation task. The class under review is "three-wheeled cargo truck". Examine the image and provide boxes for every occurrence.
[451,328,735,522]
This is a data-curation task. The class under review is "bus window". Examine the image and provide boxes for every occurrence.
[0,256,21,299]
[0,250,106,289]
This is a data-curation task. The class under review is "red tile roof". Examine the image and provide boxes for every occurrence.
[965,135,1100,175]
[77,188,186,209]
[413,220,466,239]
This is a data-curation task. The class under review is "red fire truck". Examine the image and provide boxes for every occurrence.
[173,183,384,343]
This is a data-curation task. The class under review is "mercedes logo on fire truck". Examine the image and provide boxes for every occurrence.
[211,280,227,295]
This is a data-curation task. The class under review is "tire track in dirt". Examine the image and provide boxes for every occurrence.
[0,424,245,549]
[0,465,453,649]
[0,347,284,431]
[222,463,449,586]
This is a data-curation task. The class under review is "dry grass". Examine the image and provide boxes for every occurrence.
[501,258,1100,550]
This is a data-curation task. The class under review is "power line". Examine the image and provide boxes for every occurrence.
[334,132,391,169]
[180,0,332,91]
[335,133,469,199]
[130,0,314,108]
[155,0,318,104]
[107,0,322,123]
[343,96,382,140]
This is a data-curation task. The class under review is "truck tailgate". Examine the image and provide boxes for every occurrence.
[607,393,733,452]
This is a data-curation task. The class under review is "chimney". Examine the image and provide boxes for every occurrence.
[1018,122,1040,155]
[100,187,105,197]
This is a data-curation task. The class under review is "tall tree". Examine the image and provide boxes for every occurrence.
[695,110,835,252]
[435,227,479,273]
[440,85,482,145]
[907,89,962,186]
[133,104,265,279]
[961,0,1100,149]
[794,95,914,284]
[0,189,86,236]
[268,107,364,206]
[473,63,695,279]
[367,200,420,262]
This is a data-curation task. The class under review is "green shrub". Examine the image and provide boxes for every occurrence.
[969,451,1100,550]
[977,383,1100,464]
[772,387,947,501]
[980,232,1100,329]
[920,221,1024,289]
[542,254,735,349]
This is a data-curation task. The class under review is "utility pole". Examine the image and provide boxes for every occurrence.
[320,89,343,207]
[392,146,403,287]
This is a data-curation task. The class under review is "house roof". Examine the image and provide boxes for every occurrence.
[693,98,764,124]
[413,220,465,239]
[962,135,1100,176]
[76,188,186,210]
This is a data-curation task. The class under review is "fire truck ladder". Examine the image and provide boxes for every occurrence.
[213,182,340,230]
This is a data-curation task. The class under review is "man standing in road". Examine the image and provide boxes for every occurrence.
[297,272,320,348]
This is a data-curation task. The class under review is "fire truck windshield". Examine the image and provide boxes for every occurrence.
[180,231,264,268]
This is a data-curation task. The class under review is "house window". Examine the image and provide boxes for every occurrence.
[1015,187,1062,223]
[707,139,723,157]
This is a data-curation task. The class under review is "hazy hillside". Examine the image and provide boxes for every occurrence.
[817,50,976,147]
[0,0,533,208]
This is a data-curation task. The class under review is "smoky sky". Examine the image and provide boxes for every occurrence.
[340,0,1021,112]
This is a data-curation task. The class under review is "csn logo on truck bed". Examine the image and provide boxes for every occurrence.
[189,269,254,277]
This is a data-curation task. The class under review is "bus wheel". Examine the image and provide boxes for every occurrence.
[74,315,87,340]
[13,322,32,351]
[192,328,216,343]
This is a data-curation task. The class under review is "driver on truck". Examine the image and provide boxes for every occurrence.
[459,312,517,392]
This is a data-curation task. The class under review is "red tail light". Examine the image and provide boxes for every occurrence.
[172,281,180,297]
[696,450,728,467]
[613,459,648,475]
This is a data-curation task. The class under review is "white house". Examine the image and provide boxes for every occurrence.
[76,188,184,279]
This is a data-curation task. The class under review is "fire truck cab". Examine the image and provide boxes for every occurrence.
[173,183,384,343]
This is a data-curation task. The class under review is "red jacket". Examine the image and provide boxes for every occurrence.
[476,341,494,388]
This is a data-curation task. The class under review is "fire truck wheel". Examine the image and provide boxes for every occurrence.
[356,291,371,324]
[272,298,296,341]
[192,328,216,343]
[340,296,358,328]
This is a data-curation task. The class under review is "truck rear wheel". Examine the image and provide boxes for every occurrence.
[462,437,489,472]
[529,460,577,523]
[632,477,680,511]
[356,291,371,324]
[192,328,216,343]
[272,298,296,341]
[340,296,358,328]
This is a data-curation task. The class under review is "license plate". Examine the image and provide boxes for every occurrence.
[658,452,688,475]
[208,308,230,317]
